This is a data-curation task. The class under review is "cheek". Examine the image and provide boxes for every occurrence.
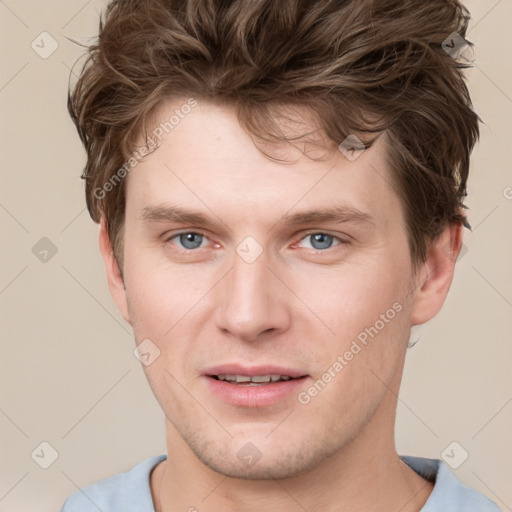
[295,297,410,436]
[123,241,198,327]
[123,255,216,377]
[290,254,411,349]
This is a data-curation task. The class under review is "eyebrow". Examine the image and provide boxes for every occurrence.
[139,204,375,229]
[279,206,374,227]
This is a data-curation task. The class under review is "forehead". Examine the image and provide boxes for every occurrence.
[126,98,400,228]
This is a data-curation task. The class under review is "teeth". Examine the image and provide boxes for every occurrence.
[217,374,294,384]
[251,375,271,383]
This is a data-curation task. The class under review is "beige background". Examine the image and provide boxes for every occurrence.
[0,1,511,510]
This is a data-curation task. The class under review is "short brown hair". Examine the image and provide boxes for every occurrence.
[68,0,480,274]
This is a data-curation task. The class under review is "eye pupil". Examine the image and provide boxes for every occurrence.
[310,233,333,250]
[180,233,203,249]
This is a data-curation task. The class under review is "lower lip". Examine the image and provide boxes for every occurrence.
[204,376,308,407]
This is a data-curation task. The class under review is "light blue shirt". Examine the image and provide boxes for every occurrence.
[60,453,501,511]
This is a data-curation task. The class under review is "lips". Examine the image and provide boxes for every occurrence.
[214,374,295,384]
[204,364,307,381]
[203,364,309,407]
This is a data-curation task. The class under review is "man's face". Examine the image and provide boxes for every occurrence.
[119,98,417,478]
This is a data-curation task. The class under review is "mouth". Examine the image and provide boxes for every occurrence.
[203,365,309,406]
[209,374,305,385]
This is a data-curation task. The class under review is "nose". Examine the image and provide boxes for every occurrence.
[214,248,291,342]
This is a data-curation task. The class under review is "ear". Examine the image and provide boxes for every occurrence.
[410,222,463,326]
[98,216,132,326]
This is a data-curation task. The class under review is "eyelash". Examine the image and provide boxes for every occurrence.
[163,230,348,254]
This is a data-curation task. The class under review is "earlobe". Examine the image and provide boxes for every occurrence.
[410,223,463,326]
[98,216,132,326]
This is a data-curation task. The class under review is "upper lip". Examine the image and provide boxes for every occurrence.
[203,364,307,379]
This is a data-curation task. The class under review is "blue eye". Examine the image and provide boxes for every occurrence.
[300,233,341,251]
[169,232,206,250]
[310,233,334,250]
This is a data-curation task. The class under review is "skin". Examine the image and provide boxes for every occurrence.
[99,98,462,511]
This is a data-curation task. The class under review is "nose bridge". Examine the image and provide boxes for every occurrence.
[215,245,289,341]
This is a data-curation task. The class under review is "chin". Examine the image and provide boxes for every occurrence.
[186,433,336,480]
[200,454,318,480]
